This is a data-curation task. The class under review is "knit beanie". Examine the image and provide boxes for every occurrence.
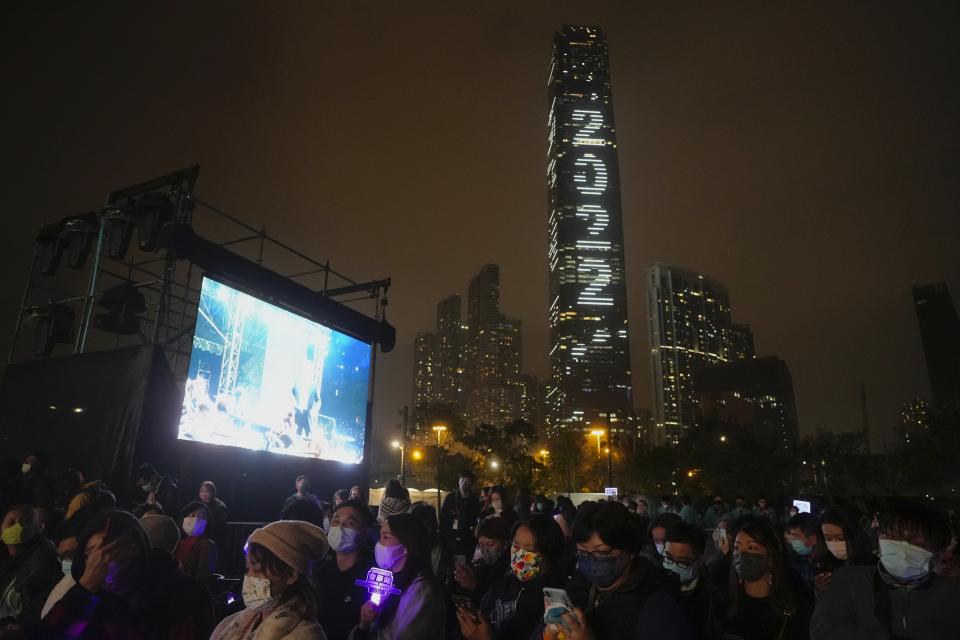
[247,520,329,575]
[140,514,180,555]
[378,496,411,523]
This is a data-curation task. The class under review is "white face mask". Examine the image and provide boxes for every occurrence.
[141,484,153,494]
[327,526,361,553]
[879,539,934,582]
[21,463,31,475]
[242,575,273,609]
[655,542,665,556]
[182,516,207,538]
[826,540,848,561]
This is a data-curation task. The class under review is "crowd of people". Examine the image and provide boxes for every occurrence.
[1,453,960,639]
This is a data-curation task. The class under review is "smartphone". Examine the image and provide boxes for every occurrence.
[543,587,574,626]
[453,595,480,623]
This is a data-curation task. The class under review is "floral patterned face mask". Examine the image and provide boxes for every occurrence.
[510,543,543,582]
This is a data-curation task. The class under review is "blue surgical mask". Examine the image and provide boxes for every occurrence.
[879,539,934,582]
[662,557,697,585]
[577,552,627,588]
[790,538,813,556]
[61,558,73,577]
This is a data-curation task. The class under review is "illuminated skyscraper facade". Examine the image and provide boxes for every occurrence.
[546,25,633,435]
[435,294,464,407]
[647,265,731,445]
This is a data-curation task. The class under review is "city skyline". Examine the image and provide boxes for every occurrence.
[3,4,958,452]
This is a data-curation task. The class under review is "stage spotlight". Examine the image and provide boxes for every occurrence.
[35,222,65,276]
[24,303,75,356]
[100,199,136,260]
[58,213,100,269]
[93,282,146,335]
[132,193,175,252]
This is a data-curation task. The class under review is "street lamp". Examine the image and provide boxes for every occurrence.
[719,435,727,443]
[590,429,604,455]
[391,440,404,482]
[490,460,499,469]
[412,449,423,461]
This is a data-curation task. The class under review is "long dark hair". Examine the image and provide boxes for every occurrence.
[247,542,318,619]
[377,513,435,626]
[814,506,874,568]
[728,521,797,618]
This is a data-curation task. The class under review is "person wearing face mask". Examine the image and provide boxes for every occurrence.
[197,480,228,546]
[12,453,55,509]
[479,486,518,530]
[350,512,444,639]
[810,502,960,639]
[707,521,811,640]
[41,511,105,621]
[42,509,214,638]
[440,470,482,557]
[313,499,375,640]
[703,498,727,530]
[542,501,695,640]
[785,513,820,595]
[0,504,60,634]
[641,511,682,568]
[213,519,328,639]
[133,462,181,520]
[175,501,218,584]
[457,513,565,640]
[663,521,710,636]
[810,506,875,597]
[454,516,511,603]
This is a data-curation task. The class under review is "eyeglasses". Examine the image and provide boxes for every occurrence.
[663,553,695,569]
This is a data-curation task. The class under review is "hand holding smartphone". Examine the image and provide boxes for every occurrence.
[543,587,574,626]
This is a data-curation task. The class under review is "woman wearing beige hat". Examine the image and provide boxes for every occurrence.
[211,520,330,640]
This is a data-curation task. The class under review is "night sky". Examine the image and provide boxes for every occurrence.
[3,3,958,451]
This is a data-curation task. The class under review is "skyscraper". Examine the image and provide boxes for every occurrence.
[899,397,930,445]
[724,324,755,361]
[464,265,523,428]
[647,265,732,445]
[912,283,960,422]
[435,294,464,407]
[693,356,800,450]
[412,331,437,439]
[546,25,633,435]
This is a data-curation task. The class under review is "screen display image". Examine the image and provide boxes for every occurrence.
[178,277,372,463]
[793,499,812,514]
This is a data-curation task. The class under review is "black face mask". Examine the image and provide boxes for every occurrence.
[733,550,769,583]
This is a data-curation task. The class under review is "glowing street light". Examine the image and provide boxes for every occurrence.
[412,449,423,461]
[391,440,401,449]
[589,429,604,454]
[490,460,499,469]
[719,435,727,443]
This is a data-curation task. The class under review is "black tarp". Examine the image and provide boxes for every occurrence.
[0,344,180,506]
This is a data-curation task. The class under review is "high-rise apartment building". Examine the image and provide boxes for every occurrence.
[435,295,464,407]
[546,25,633,435]
[693,356,800,450]
[647,265,732,445]
[912,283,960,422]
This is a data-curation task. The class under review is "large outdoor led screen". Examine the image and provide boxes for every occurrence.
[178,277,372,463]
